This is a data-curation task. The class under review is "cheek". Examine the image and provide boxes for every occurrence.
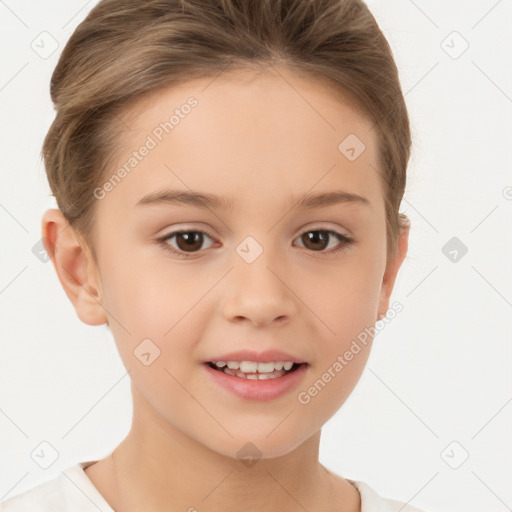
[299,303,375,420]
[100,258,212,379]
[300,256,383,336]
[300,257,381,399]
[303,348,371,425]
[101,246,209,331]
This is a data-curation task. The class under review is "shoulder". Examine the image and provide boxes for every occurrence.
[0,461,113,512]
[0,476,62,512]
[348,479,427,512]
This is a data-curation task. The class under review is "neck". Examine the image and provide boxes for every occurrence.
[93,385,360,512]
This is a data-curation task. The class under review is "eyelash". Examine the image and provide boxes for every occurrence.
[157,227,355,259]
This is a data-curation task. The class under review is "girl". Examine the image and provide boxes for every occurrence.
[1,0,426,510]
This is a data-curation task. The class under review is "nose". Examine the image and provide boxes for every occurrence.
[222,258,297,328]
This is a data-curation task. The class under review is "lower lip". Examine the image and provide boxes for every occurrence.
[203,363,308,401]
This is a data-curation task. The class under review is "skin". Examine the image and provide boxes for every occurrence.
[42,64,409,512]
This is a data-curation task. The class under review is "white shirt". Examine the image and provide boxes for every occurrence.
[0,460,426,511]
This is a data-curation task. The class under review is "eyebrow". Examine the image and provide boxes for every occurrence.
[135,188,371,211]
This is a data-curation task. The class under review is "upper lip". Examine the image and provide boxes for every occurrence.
[204,349,307,364]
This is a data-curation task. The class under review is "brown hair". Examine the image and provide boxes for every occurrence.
[42,0,411,264]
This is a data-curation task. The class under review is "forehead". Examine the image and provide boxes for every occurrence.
[103,65,382,214]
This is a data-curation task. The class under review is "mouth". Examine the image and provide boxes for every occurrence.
[205,361,307,380]
[203,359,309,401]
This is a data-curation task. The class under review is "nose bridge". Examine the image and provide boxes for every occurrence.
[222,234,296,325]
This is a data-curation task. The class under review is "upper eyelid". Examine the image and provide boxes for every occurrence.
[160,221,351,236]
[160,225,350,240]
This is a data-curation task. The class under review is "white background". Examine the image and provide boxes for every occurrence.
[1,1,511,510]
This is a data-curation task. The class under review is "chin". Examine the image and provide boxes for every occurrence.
[204,430,309,463]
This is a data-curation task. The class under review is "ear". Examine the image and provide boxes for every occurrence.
[41,208,108,326]
[376,218,410,321]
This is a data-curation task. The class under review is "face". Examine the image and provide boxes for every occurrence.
[72,65,404,459]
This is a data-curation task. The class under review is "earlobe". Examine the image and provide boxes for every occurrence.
[41,208,108,326]
[377,221,410,321]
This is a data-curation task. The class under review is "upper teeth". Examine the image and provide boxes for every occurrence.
[214,361,294,373]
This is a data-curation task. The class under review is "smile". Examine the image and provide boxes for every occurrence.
[207,360,302,380]
[203,360,309,401]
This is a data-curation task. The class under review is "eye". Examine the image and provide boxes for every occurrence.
[158,229,216,258]
[294,229,354,256]
[157,227,354,258]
